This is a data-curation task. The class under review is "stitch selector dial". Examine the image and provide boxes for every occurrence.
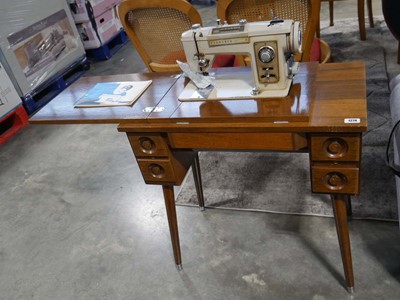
[258,46,275,63]
[254,41,279,83]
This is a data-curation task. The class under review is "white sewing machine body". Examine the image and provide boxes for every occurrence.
[181,19,301,98]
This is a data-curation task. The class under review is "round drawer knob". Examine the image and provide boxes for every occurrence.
[323,138,348,158]
[325,172,347,190]
[139,137,156,154]
[327,141,341,154]
[149,164,165,178]
[328,174,342,186]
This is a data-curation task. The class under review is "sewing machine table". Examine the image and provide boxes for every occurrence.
[30,62,367,292]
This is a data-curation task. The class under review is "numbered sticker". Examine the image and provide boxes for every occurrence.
[344,118,361,124]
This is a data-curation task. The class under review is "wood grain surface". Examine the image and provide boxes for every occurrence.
[30,62,367,134]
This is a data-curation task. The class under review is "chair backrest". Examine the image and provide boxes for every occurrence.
[118,0,202,72]
[217,0,321,62]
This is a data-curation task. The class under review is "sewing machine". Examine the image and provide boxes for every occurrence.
[180,19,302,99]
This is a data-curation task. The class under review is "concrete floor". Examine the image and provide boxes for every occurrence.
[1,1,400,299]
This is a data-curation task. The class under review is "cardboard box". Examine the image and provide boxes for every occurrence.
[68,0,121,23]
[0,62,22,119]
[77,8,122,49]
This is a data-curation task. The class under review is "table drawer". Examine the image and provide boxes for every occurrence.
[137,158,177,184]
[169,132,307,151]
[128,134,169,157]
[311,163,360,194]
[310,135,361,161]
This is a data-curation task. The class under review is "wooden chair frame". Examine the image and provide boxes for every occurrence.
[217,0,321,62]
[118,0,202,72]
[318,0,374,41]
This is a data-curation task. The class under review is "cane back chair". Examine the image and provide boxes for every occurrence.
[118,0,202,73]
[217,0,330,63]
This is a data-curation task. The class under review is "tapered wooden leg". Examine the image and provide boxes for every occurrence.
[358,0,366,40]
[367,0,374,28]
[162,185,183,270]
[192,152,205,211]
[331,194,355,293]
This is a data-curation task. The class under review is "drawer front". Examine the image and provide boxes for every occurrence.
[310,135,361,161]
[128,134,169,157]
[169,132,307,151]
[311,164,360,194]
[137,158,177,184]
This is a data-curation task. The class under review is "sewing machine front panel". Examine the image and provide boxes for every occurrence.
[253,40,280,84]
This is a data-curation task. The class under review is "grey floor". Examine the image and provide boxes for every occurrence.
[1,1,400,299]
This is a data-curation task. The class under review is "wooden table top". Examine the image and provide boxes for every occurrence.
[30,62,367,133]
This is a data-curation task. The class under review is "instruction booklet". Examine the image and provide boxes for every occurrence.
[74,80,152,108]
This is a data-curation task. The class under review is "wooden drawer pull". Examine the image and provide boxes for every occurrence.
[139,137,156,154]
[323,138,348,158]
[310,135,360,162]
[128,134,169,157]
[148,163,165,179]
[311,164,359,194]
[325,172,348,190]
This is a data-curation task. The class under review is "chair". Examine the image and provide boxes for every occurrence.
[318,0,374,41]
[118,0,202,72]
[217,0,330,63]
[382,0,400,64]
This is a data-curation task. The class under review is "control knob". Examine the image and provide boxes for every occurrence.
[258,46,275,63]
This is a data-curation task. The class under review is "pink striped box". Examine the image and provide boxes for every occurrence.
[69,0,121,23]
[88,0,118,18]
[68,0,90,23]
[77,8,120,49]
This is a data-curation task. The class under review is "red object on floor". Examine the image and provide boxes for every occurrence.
[0,105,29,145]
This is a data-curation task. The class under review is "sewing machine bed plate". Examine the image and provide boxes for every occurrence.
[178,67,292,101]
[177,66,311,122]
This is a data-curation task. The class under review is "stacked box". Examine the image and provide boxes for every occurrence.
[77,7,122,49]
[0,62,22,119]
[0,0,86,99]
[68,0,119,23]
[67,0,123,50]
[0,61,29,144]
